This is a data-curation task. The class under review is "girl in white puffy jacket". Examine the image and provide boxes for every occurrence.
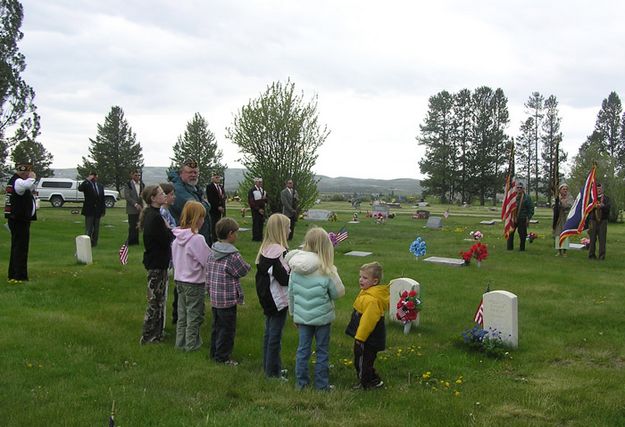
[287,227,345,390]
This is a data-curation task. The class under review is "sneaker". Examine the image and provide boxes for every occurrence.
[363,380,384,390]
[223,359,239,366]
[280,369,288,377]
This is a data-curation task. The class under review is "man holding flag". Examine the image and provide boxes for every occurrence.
[558,165,601,259]
[588,183,610,260]
[506,182,534,252]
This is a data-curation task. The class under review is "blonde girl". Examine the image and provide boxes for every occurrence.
[255,213,291,378]
[171,201,210,352]
[286,227,345,390]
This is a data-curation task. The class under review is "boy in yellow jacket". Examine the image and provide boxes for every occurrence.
[345,262,390,389]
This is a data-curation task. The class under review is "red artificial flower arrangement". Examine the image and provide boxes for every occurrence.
[460,242,489,264]
[396,288,422,323]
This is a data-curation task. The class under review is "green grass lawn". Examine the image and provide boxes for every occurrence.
[2,202,625,426]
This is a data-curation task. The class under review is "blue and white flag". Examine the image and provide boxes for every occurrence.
[559,166,598,246]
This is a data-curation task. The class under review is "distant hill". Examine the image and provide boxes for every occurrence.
[54,168,421,195]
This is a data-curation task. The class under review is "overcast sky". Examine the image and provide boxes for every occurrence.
[17,0,625,179]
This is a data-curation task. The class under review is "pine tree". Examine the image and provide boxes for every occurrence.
[77,106,143,191]
[170,113,224,190]
[490,88,511,205]
[418,91,455,202]
[539,95,565,205]
[226,79,329,213]
[516,117,534,189]
[471,86,503,206]
[524,92,544,201]
[452,89,473,203]
[594,91,622,160]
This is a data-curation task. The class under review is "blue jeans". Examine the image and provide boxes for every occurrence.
[263,309,287,377]
[210,306,237,362]
[295,323,331,390]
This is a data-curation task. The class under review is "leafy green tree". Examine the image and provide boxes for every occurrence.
[226,79,329,214]
[77,106,143,192]
[9,112,53,177]
[0,0,36,177]
[170,113,225,189]
[418,91,455,203]
[524,92,544,201]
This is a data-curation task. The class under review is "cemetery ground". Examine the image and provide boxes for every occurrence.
[2,201,625,426]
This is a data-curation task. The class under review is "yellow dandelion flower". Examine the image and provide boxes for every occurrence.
[454,391,461,397]
[455,379,463,384]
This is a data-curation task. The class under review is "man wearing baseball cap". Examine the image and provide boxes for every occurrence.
[4,162,37,282]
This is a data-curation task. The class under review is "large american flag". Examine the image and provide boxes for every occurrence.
[501,175,517,240]
[335,226,349,243]
[559,165,598,246]
[118,241,129,265]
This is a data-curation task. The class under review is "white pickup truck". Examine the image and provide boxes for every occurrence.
[36,178,120,208]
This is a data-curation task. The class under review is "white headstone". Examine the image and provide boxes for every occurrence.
[76,235,93,264]
[483,290,518,348]
[425,216,442,228]
[422,256,465,267]
[479,220,496,225]
[305,209,333,221]
[388,278,420,326]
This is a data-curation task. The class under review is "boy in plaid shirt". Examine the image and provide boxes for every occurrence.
[206,217,251,365]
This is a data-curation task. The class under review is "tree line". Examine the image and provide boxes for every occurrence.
[417,87,570,206]
[418,87,625,219]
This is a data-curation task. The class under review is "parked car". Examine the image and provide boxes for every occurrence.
[36,178,119,208]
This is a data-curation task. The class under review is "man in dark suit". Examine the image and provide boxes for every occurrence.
[4,161,37,282]
[206,173,226,243]
[124,169,145,245]
[248,177,267,241]
[280,179,299,240]
[78,171,106,247]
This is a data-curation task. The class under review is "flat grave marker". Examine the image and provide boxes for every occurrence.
[422,256,465,267]
[344,251,372,257]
